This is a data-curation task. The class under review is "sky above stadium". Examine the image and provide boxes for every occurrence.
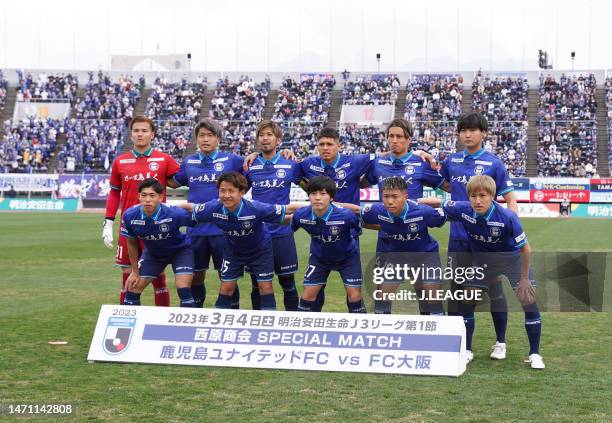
[1,0,610,72]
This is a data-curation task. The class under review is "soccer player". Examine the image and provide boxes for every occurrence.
[291,176,367,313]
[437,112,519,360]
[120,178,196,308]
[359,176,446,315]
[423,175,544,369]
[245,120,304,311]
[102,116,180,306]
[362,118,446,259]
[183,172,303,310]
[167,119,245,309]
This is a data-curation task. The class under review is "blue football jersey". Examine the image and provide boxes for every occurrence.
[173,149,244,237]
[291,204,360,263]
[300,153,375,205]
[192,198,286,256]
[366,151,445,200]
[440,149,514,241]
[441,200,527,253]
[246,152,303,237]
[121,203,195,256]
[360,200,445,252]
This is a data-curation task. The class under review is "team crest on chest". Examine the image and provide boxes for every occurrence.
[149,162,159,171]
[490,226,501,237]
[405,165,415,175]
[159,224,169,233]
[242,221,253,229]
[214,162,224,172]
[409,223,419,233]
[474,165,484,175]
[276,169,286,178]
[329,226,340,235]
[336,169,347,180]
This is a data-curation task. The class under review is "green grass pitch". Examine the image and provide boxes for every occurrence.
[1,213,611,422]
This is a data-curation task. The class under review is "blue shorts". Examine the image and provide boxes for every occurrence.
[139,246,194,279]
[375,251,442,285]
[191,235,225,272]
[304,254,362,288]
[221,243,274,283]
[247,234,298,276]
[447,239,472,269]
[463,253,537,291]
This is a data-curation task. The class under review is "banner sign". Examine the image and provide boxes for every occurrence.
[530,189,590,203]
[299,73,335,82]
[340,105,395,124]
[590,192,612,203]
[57,174,111,199]
[590,178,612,192]
[0,198,80,212]
[530,178,591,191]
[88,306,466,377]
[571,204,612,218]
[511,178,530,191]
[0,173,57,192]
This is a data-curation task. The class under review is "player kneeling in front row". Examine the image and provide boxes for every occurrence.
[421,175,544,369]
[121,178,197,307]
[357,176,446,315]
[291,176,367,313]
[181,172,304,311]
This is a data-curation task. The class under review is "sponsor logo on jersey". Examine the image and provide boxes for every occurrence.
[461,213,477,224]
[130,220,146,225]
[187,159,201,164]
[212,213,228,220]
[405,216,424,223]
[299,219,316,225]
[515,232,527,243]
[474,160,492,165]
[119,158,136,164]
[155,218,173,224]
[124,172,159,182]
[451,157,464,163]
[147,157,164,162]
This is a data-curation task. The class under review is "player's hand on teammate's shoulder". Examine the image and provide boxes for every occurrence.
[413,150,438,169]
[280,148,296,161]
[178,202,194,212]
[243,152,259,171]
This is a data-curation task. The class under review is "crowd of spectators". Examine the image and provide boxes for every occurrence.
[342,75,400,105]
[537,122,597,177]
[338,124,387,154]
[210,77,268,156]
[16,70,78,102]
[605,76,612,171]
[471,73,529,176]
[152,121,193,161]
[0,71,8,112]
[75,72,141,123]
[55,119,123,173]
[402,74,463,161]
[146,77,205,121]
[537,73,598,177]
[272,76,336,156]
[0,117,63,173]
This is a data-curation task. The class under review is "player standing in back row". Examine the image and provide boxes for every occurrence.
[102,116,180,306]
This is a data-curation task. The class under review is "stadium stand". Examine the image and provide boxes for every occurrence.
[0,70,7,112]
[209,77,267,156]
[75,71,140,123]
[16,70,78,103]
[339,124,387,154]
[537,73,598,177]
[272,75,336,156]
[0,117,63,173]
[404,74,463,161]
[471,72,529,177]
[605,75,612,171]
[342,75,400,105]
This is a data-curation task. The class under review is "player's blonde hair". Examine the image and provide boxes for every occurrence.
[467,175,496,197]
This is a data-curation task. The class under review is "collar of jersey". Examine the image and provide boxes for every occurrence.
[223,199,244,217]
[321,153,341,169]
[391,151,413,164]
[257,152,280,166]
[198,149,219,161]
[311,204,334,221]
[473,203,495,221]
[140,203,163,220]
[387,203,409,220]
[463,148,485,160]
[132,147,153,158]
